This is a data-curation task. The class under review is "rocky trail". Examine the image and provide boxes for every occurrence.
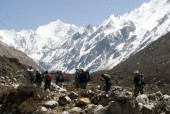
[0,79,170,114]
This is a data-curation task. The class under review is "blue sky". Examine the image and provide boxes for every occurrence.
[0,0,150,31]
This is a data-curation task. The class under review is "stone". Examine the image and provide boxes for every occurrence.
[142,104,155,114]
[155,91,163,97]
[148,93,156,101]
[156,96,170,113]
[136,94,149,104]
[70,107,82,113]
[68,91,78,99]
[76,98,90,106]
[94,98,135,114]
[87,104,95,109]
[94,105,104,112]
[58,96,71,106]
[40,106,48,111]
[12,78,17,82]
[59,88,67,93]
[51,83,60,91]
[61,111,70,114]
[43,100,58,108]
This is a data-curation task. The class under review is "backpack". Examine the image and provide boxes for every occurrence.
[47,74,52,80]
[75,69,80,80]
[102,74,112,85]
[103,74,111,81]
[134,74,146,86]
[57,74,64,82]
[85,71,90,81]
[36,72,42,79]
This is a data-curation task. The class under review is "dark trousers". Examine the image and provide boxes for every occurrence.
[80,82,87,89]
[45,80,51,90]
[104,85,111,94]
[134,85,144,97]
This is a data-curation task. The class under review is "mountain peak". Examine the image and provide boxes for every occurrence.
[35,20,78,38]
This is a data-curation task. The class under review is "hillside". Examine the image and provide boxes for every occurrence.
[93,32,170,94]
[0,41,41,86]
[0,41,40,70]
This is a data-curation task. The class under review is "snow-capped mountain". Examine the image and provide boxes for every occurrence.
[0,0,170,73]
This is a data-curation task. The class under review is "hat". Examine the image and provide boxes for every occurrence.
[134,70,139,74]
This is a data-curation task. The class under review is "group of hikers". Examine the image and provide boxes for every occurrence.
[27,66,64,91]
[74,68,90,89]
[99,70,146,97]
[27,66,146,97]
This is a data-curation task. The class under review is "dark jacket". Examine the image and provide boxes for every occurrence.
[134,74,146,86]
[79,72,88,83]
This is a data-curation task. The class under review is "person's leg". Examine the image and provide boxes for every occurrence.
[44,83,47,90]
[140,86,144,94]
[48,81,51,90]
[134,86,140,97]
[57,82,62,87]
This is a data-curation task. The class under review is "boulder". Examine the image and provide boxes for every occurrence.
[40,106,48,111]
[142,104,155,114]
[94,98,135,114]
[148,93,156,101]
[136,94,149,105]
[94,105,104,112]
[43,100,58,108]
[70,107,82,113]
[50,83,60,91]
[61,111,70,114]
[76,97,90,106]
[156,95,170,114]
[58,88,67,93]
[155,91,163,97]
[68,91,78,99]
[58,96,71,106]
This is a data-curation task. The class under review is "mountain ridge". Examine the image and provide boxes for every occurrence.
[0,41,40,70]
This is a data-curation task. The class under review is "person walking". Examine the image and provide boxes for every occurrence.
[75,68,80,88]
[27,66,35,84]
[35,69,42,87]
[133,70,146,97]
[55,71,64,87]
[85,70,91,81]
[79,69,88,89]
[101,74,112,97]
[44,71,52,91]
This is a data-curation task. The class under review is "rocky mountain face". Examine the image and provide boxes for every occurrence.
[0,41,42,87]
[0,41,40,70]
[93,32,170,95]
[0,55,28,87]
[0,0,170,73]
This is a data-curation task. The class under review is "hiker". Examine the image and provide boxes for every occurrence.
[85,70,91,81]
[44,71,52,91]
[27,66,35,83]
[101,74,112,97]
[75,68,80,88]
[133,70,146,97]
[35,69,43,87]
[79,69,88,89]
[55,71,64,87]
